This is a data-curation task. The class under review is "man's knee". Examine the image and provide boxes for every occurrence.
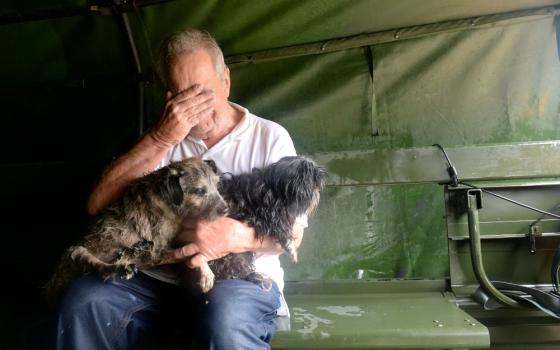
[204,280,278,318]
[56,275,116,316]
[54,274,170,350]
[198,279,280,347]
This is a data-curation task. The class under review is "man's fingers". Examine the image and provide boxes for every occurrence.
[166,90,214,121]
[163,243,200,262]
[186,253,208,269]
[168,84,206,103]
[180,243,200,257]
[178,95,214,117]
[190,105,214,121]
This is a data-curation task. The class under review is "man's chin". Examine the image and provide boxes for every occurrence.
[189,129,211,140]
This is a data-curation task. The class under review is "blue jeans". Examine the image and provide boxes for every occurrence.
[52,272,280,350]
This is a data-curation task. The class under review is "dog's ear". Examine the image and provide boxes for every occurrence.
[204,159,218,174]
[159,173,184,207]
[268,156,327,202]
[296,158,327,190]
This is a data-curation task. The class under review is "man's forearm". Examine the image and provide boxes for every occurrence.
[86,132,171,216]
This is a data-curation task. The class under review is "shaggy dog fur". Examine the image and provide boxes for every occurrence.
[46,156,327,303]
[207,156,327,284]
[46,158,227,304]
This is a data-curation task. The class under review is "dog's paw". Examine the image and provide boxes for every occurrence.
[117,264,138,280]
[284,241,298,262]
[199,274,214,293]
[198,263,215,293]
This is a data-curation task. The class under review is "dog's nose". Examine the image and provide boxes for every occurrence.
[217,203,228,216]
[212,199,228,217]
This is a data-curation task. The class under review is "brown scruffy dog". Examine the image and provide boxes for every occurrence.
[46,158,227,304]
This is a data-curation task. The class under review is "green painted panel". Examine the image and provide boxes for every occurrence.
[282,184,448,281]
[446,184,560,240]
[272,291,489,349]
[283,279,447,295]
[450,238,559,294]
[314,142,560,186]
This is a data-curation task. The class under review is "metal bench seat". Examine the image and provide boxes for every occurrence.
[273,280,490,350]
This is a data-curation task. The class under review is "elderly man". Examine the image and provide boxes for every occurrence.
[54,28,305,349]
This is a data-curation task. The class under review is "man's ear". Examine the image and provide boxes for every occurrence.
[222,67,231,98]
[159,175,184,207]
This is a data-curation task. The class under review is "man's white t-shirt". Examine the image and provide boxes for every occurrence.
[143,102,303,316]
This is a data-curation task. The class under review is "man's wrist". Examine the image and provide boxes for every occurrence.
[147,130,175,149]
[229,218,259,252]
[223,217,282,254]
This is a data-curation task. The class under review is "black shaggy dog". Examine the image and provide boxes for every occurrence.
[207,156,327,285]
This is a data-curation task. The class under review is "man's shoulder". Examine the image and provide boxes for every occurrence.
[231,102,295,151]
[232,102,287,133]
[246,112,291,138]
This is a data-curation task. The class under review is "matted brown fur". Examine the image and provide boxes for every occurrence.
[46,158,226,305]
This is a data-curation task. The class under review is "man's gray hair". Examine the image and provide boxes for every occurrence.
[157,28,226,88]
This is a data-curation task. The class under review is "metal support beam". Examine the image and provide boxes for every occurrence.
[118,8,146,135]
[226,6,558,65]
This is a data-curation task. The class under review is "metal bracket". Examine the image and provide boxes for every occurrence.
[528,224,542,255]
[466,189,483,210]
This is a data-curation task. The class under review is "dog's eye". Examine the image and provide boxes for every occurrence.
[192,188,207,196]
